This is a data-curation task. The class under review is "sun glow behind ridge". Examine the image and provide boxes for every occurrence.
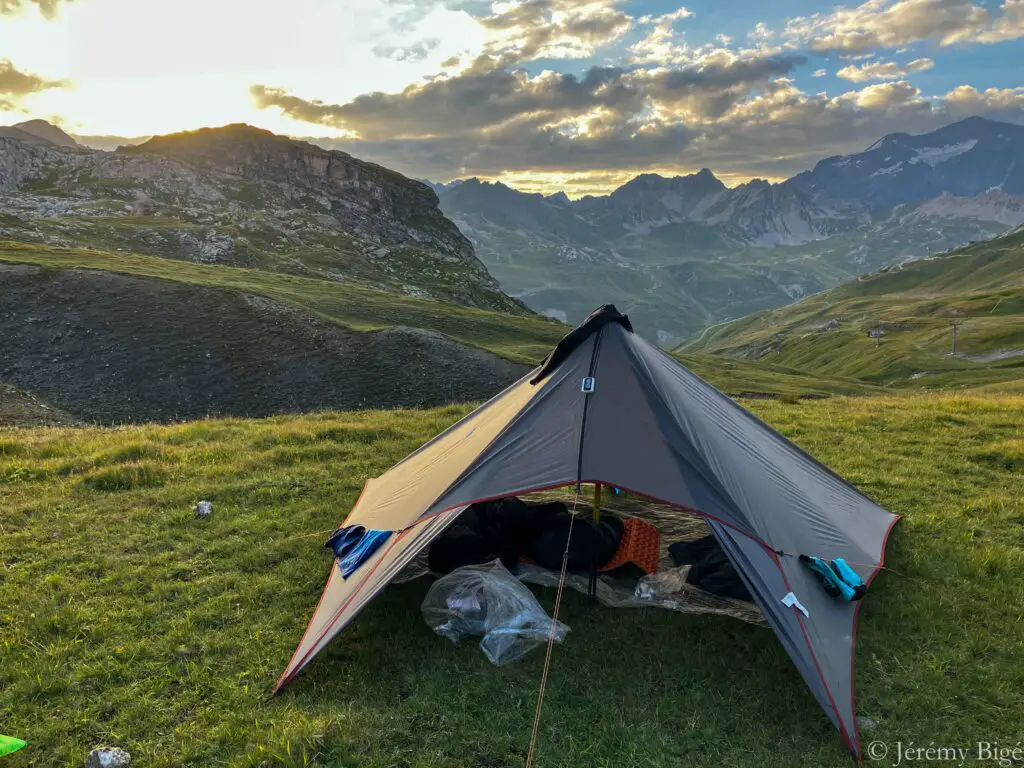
[0,0,485,136]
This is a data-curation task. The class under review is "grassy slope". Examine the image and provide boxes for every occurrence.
[0,240,878,398]
[677,230,1024,389]
[675,354,878,397]
[0,241,565,365]
[2,394,1022,767]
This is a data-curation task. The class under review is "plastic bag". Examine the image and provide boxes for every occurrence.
[421,559,569,665]
[634,566,690,602]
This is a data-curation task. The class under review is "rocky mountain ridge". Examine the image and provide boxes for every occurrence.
[0,123,523,313]
[789,116,1024,205]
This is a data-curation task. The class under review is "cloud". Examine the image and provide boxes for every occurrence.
[748,21,774,43]
[629,6,694,65]
[982,0,1024,42]
[252,65,646,140]
[0,0,69,18]
[837,56,935,81]
[650,53,806,94]
[677,80,954,177]
[788,0,1024,53]
[477,0,634,65]
[373,37,441,62]
[845,79,927,108]
[285,75,1024,185]
[252,50,805,139]
[0,59,67,97]
[942,84,1024,120]
[244,0,1022,188]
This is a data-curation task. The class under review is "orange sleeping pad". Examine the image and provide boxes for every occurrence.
[599,517,660,574]
[519,517,661,574]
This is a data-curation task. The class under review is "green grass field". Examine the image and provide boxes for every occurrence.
[2,393,1022,767]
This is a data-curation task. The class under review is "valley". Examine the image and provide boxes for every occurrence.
[2,116,1023,424]
[438,118,1024,344]
[679,228,1024,390]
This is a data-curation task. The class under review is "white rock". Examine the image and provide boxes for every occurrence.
[857,715,878,731]
[194,500,213,518]
[84,747,132,768]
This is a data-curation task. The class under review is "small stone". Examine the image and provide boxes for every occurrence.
[193,500,213,518]
[857,715,878,732]
[84,747,132,768]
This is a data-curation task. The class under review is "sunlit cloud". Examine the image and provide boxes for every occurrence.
[837,57,934,81]
[3,0,1023,195]
[787,0,1024,53]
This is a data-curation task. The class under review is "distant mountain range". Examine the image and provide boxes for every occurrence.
[4,115,1023,347]
[0,122,523,314]
[436,116,1024,344]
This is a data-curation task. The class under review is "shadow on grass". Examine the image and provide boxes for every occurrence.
[279,579,842,767]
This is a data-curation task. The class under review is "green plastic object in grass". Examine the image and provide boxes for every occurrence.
[0,735,27,756]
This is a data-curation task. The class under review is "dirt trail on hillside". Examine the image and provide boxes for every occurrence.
[0,265,529,424]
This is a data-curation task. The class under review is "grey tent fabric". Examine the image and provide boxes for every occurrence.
[276,305,898,762]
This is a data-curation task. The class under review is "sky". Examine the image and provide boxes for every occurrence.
[1,0,1023,195]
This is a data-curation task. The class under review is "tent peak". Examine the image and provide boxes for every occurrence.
[531,304,633,385]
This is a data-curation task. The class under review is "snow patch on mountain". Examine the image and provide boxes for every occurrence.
[872,163,904,177]
[909,140,977,167]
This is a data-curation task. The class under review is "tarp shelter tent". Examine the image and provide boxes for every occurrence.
[275,305,899,762]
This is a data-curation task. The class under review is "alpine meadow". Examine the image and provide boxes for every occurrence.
[2,0,1024,766]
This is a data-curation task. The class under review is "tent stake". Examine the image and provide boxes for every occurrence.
[593,483,601,523]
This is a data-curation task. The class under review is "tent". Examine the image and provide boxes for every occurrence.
[275,305,899,762]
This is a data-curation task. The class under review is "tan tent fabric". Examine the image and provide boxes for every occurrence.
[342,372,550,532]
[275,506,468,692]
